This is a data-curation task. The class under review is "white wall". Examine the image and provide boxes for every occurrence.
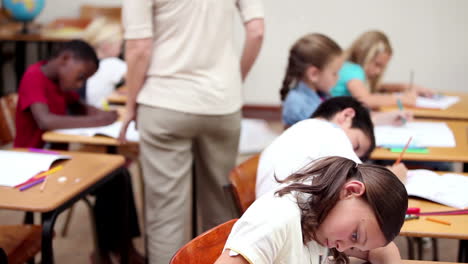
[241,0,468,105]
[36,0,468,105]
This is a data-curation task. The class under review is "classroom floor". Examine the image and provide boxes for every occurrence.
[0,152,461,263]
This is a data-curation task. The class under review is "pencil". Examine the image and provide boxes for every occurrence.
[394,136,412,165]
[396,98,407,125]
[426,217,451,226]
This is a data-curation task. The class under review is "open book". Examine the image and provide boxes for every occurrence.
[53,121,139,142]
[0,150,70,187]
[406,169,468,209]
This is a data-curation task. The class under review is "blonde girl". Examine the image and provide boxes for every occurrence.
[81,17,127,108]
[280,33,343,126]
[215,156,408,264]
[331,30,433,109]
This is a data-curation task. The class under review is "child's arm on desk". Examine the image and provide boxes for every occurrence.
[346,242,402,264]
[30,103,117,130]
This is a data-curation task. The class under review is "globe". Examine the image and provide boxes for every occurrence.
[3,0,45,22]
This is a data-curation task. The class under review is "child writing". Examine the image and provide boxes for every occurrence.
[215,156,408,264]
[81,17,127,109]
[256,96,408,198]
[280,33,343,127]
[280,33,412,128]
[14,40,143,263]
[330,30,434,109]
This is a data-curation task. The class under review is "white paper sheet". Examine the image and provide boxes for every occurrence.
[416,95,460,109]
[0,150,70,187]
[238,119,280,154]
[53,121,139,142]
[406,169,468,209]
[375,121,455,147]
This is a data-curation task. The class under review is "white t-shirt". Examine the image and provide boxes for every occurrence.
[86,57,127,108]
[224,191,328,264]
[256,119,361,198]
[123,0,264,115]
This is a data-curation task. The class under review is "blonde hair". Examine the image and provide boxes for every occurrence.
[82,17,123,48]
[280,33,342,101]
[346,30,393,92]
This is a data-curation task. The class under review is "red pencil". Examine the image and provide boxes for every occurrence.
[395,136,413,165]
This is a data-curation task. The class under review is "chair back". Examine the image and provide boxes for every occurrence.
[80,5,121,20]
[229,154,259,214]
[0,93,17,146]
[0,225,42,264]
[170,219,238,264]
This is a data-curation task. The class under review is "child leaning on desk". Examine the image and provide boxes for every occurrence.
[330,30,434,109]
[81,17,127,109]
[215,156,408,264]
[14,40,144,263]
[279,33,413,128]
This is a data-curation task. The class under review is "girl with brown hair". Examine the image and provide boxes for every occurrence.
[280,33,343,126]
[215,156,408,264]
[330,30,434,109]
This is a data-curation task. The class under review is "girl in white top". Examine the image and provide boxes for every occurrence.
[82,17,127,108]
[215,156,408,264]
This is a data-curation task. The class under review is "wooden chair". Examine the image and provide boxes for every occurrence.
[79,5,121,21]
[227,154,259,215]
[0,93,17,146]
[0,225,42,264]
[170,219,238,264]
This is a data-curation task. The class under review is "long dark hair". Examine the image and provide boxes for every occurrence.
[280,33,342,101]
[276,156,407,264]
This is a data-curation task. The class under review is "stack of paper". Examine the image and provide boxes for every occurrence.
[54,121,139,142]
[238,119,280,154]
[0,150,70,187]
[375,121,455,147]
[416,95,460,109]
[406,170,468,209]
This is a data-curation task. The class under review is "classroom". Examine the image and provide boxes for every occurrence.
[0,0,467,263]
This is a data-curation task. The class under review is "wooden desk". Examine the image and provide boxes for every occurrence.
[107,86,128,105]
[370,120,468,162]
[0,150,125,264]
[380,92,468,121]
[0,24,73,86]
[400,171,468,262]
[41,107,136,148]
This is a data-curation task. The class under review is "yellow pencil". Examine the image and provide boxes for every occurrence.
[426,217,451,226]
[395,136,412,165]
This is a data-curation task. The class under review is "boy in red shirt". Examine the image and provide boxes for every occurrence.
[14,40,143,263]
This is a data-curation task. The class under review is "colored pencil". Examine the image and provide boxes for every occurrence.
[394,136,412,165]
[19,178,45,191]
[426,217,451,226]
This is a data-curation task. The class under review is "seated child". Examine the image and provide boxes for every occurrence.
[82,17,127,108]
[330,30,434,109]
[280,33,412,128]
[257,96,407,198]
[280,33,343,127]
[14,40,143,263]
[216,156,408,264]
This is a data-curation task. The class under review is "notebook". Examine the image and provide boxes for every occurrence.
[53,121,139,142]
[375,121,455,147]
[239,119,280,154]
[0,150,70,187]
[406,170,468,209]
[415,95,460,109]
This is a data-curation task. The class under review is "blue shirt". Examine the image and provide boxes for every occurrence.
[330,61,366,97]
[282,82,328,126]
